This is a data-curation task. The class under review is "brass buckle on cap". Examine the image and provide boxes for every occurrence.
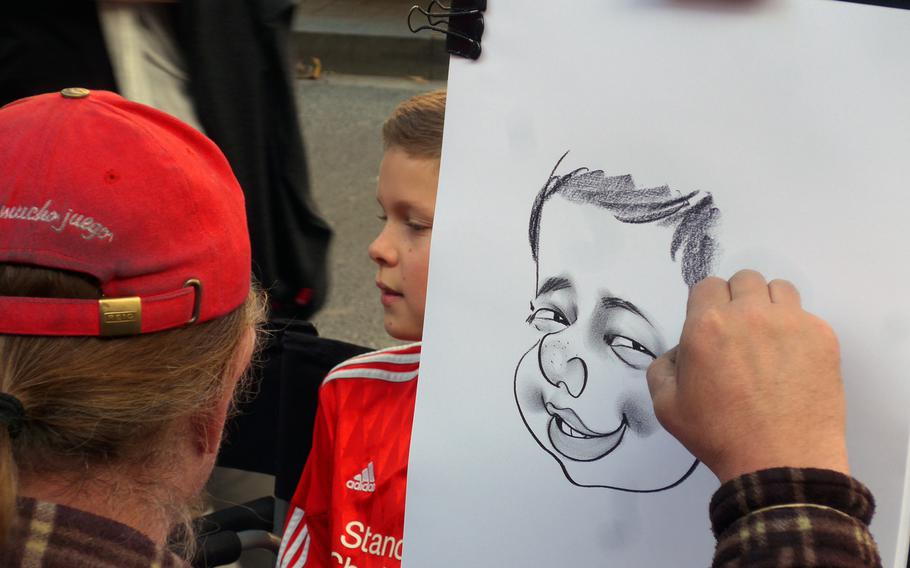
[184,279,203,326]
[99,297,142,336]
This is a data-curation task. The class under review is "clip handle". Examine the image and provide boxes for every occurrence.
[408,0,486,60]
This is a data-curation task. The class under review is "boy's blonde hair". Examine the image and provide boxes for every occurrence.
[382,89,447,160]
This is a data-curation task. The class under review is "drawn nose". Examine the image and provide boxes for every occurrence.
[538,334,588,398]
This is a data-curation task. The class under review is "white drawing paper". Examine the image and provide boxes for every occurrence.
[404,1,910,566]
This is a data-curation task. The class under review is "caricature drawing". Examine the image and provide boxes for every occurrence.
[514,152,721,492]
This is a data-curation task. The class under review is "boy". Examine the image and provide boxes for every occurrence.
[277,90,445,568]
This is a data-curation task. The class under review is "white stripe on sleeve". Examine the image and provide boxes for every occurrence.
[290,533,311,568]
[342,351,421,366]
[327,342,421,373]
[280,517,308,568]
[323,367,417,384]
[277,508,304,563]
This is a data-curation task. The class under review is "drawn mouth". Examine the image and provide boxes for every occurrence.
[546,403,627,462]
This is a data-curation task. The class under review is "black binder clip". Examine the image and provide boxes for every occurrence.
[408,0,486,60]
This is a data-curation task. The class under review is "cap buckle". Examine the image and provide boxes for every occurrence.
[184,279,203,326]
[99,297,142,336]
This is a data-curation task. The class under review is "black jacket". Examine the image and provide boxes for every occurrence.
[177,0,332,318]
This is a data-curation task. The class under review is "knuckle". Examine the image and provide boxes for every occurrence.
[695,305,726,329]
[810,316,841,354]
[684,307,727,347]
[768,277,794,289]
[731,268,765,283]
[691,275,727,301]
[695,275,726,291]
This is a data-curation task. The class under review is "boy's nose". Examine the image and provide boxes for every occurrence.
[538,334,587,398]
[368,228,397,266]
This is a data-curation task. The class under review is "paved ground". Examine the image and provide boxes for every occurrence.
[297,73,446,349]
[293,0,449,79]
[296,0,421,38]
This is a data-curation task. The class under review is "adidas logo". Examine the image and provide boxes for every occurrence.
[346,462,376,493]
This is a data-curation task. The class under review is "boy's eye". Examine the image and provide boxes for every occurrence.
[526,307,570,333]
[605,334,656,370]
[406,221,432,232]
[377,214,388,222]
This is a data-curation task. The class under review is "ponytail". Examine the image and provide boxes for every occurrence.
[0,426,16,545]
[0,392,25,544]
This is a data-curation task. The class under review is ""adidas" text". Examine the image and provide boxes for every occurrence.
[346,462,376,493]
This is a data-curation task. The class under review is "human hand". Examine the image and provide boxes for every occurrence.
[646,269,849,483]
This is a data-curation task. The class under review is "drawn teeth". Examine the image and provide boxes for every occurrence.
[559,418,587,438]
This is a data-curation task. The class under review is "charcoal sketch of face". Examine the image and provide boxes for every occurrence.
[514,154,720,492]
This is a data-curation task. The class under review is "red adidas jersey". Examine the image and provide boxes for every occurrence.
[278,343,420,568]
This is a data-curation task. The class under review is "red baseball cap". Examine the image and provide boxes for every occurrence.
[0,89,251,336]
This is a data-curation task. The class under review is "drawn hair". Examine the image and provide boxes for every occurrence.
[382,89,447,160]
[529,153,721,286]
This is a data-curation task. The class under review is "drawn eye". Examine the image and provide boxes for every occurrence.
[605,334,656,370]
[526,308,570,333]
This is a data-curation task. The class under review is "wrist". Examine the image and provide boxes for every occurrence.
[709,467,874,537]
[711,440,849,484]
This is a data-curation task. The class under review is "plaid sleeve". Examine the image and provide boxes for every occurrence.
[709,467,880,568]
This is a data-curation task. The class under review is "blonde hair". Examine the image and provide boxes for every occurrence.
[382,89,447,160]
[0,264,267,546]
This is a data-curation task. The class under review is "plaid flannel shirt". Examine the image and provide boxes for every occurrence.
[711,467,880,567]
[2,498,188,568]
[2,468,881,567]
